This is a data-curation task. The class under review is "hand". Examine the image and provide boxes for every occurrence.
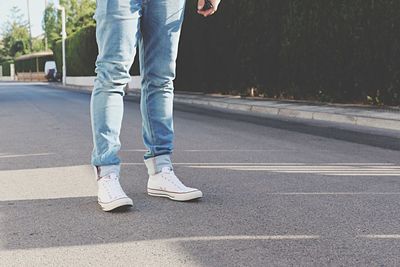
[197,0,221,17]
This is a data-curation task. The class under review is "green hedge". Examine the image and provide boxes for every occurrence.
[53,25,139,77]
[175,0,400,105]
[1,60,13,76]
[52,1,400,105]
[278,0,400,105]
[53,26,97,76]
[15,55,53,73]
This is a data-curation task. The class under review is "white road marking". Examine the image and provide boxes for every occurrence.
[0,240,202,267]
[122,149,297,152]
[359,235,400,239]
[156,235,320,242]
[321,163,395,166]
[0,153,54,159]
[187,166,400,170]
[123,162,396,166]
[268,192,400,195]
[0,235,318,266]
[0,165,96,201]
[186,165,399,168]
[0,82,48,86]
[182,164,400,176]
[123,162,400,175]
[122,162,309,166]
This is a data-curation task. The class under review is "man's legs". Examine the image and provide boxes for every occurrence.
[91,0,201,205]
[91,0,141,176]
[139,0,186,175]
[90,0,142,211]
[139,0,202,200]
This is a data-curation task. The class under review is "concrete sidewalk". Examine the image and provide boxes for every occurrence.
[53,83,400,131]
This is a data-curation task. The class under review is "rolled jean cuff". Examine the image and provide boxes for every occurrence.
[144,154,173,176]
[94,164,120,178]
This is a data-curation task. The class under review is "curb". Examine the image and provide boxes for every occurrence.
[51,83,400,132]
[172,97,400,131]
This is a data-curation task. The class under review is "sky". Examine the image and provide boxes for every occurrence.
[0,0,58,37]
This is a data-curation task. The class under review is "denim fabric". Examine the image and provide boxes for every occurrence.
[90,0,186,175]
[95,165,121,179]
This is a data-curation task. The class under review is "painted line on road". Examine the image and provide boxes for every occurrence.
[184,164,400,176]
[121,149,298,152]
[149,235,320,242]
[220,169,400,172]
[123,163,396,166]
[185,165,400,168]
[122,162,400,176]
[298,174,400,176]
[268,192,400,195]
[0,165,96,201]
[122,162,309,166]
[221,170,400,175]
[359,235,400,239]
[179,149,296,152]
[0,82,49,86]
[0,153,55,159]
[186,166,400,170]
[0,235,319,265]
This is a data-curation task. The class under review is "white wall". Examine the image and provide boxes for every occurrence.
[65,76,95,87]
[10,64,15,80]
[0,77,14,81]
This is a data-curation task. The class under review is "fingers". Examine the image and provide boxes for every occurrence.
[197,8,215,17]
[197,0,219,17]
[197,0,205,10]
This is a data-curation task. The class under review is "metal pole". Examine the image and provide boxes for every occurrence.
[26,0,33,51]
[60,7,67,86]
[44,0,48,50]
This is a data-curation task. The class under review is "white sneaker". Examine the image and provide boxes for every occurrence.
[94,168,133,211]
[147,167,203,201]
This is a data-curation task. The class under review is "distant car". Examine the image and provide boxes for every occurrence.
[44,61,57,81]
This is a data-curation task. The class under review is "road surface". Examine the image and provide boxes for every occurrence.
[0,82,400,266]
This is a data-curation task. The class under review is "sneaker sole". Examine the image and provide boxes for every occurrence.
[99,197,133,212]
[147,188,203,201]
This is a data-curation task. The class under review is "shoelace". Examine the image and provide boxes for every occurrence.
[99,173,126,199]
[160,168,187,190]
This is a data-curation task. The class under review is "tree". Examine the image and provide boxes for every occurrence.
[43,3,60,47]
[0,39,8,62]
[1,6,31,57]
[60,0,96,34]
[32,37,45,52]
[43,0,96,48]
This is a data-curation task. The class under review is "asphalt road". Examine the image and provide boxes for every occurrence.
[1,82,400,266]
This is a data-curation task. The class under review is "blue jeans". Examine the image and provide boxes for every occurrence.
[90,0,186,177]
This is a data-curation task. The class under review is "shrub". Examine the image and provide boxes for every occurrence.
[54,26,98,76]
[176,0,400,105]
[53,25,139,77]
[52,1,400,105]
